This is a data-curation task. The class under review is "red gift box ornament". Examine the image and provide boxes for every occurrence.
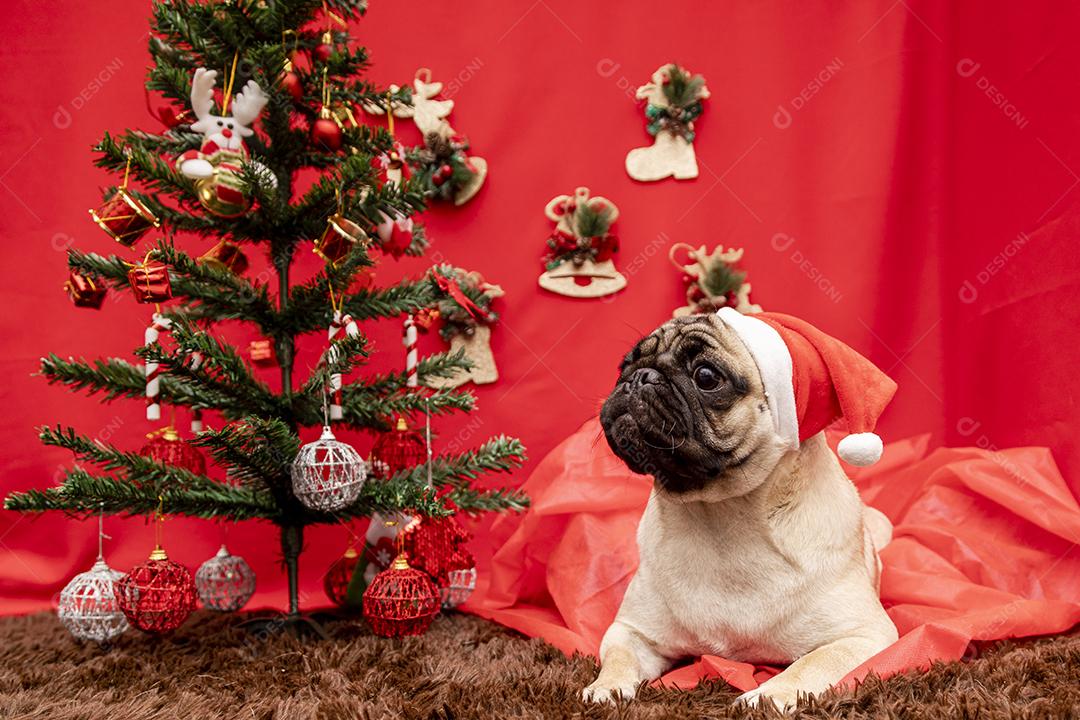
[64,272,107,309]
[140,425,207,476]
[249,338,276,367]
[128,261,172,304]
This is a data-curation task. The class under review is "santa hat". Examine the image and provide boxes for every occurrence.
[716,307,897,466]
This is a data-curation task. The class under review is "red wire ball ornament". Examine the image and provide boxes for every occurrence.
[370,417,426,480]
[362,553,440,638]
[323,546,362,608]
[114,548,197,634]
[403,515,475,586]
[140,427,207,475]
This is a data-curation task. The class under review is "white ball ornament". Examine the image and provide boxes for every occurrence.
[195,545,256,612]
[291,425,367,511]
[58,558,129,644]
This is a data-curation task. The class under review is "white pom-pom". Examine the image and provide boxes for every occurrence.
[837,432,883,466]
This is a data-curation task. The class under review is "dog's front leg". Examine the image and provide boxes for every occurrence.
[583,621,671,704]
[737,631,895,710]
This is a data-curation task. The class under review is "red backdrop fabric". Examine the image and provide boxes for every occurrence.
[1,0,1079,617]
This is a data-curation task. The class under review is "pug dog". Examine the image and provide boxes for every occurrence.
[584,311,897,709]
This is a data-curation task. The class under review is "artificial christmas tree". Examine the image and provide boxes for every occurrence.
[5,0,526,629]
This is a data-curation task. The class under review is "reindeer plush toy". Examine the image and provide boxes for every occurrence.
[176,68,269,217]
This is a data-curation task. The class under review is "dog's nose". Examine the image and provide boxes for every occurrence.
[629,368,663,390]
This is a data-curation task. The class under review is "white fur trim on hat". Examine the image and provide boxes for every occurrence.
[837,432,883,466]
[716,308,798,451]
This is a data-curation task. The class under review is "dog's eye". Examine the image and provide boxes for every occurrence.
[693,364,724,391]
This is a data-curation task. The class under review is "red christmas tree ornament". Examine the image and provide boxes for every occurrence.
[89,189,160,247]
[313,30,334,62]
[128,261,172,304]
[323,546,361,608]
[311,109,342,151]
[114,547,197,634]
[362,552,440,637]
[140,426,207,475]
[199,239,249,275]
[64,272,107,309]
[370,416,426,479]
[402,514,474,586]
[249,338,276,367]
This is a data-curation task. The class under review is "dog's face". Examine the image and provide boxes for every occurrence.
[600,314,789,502]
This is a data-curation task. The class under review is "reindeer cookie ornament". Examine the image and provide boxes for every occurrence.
[626,64,709,182]
[538,187,626,298]
[368,69,487,205]
[176,68,271,217]
[670,242,761,317]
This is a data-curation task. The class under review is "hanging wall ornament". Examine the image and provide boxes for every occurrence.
[89,152,161,247]
[141,426,207,475]
[248,338,276,367]
[64,272,107,309]
[57,511,128,643]
[368,69,487,204]
[195,544,256,612]
[175,66,270,217]
[199,239,248,275]
[625,64,709,182]
[538,187,626,298]
[406,131,487,206]
[291,424,367,512]
[669,242,761,317]
[425,270,503,389]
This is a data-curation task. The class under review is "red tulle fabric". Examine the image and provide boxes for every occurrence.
[466,417,1080,692]
[114,557,197,634]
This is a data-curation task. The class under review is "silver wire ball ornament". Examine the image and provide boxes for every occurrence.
[291,425,367,511]
[195,545,256,612]
[58,558,129,643]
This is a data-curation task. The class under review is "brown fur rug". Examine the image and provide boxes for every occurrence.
[0,610,1077,719]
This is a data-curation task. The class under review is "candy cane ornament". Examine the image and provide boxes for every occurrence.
[188,350,204,432]
[327,310,359,420]
[144,313,172,421]
[404,314,418,388]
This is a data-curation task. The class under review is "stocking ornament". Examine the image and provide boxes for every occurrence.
[670,242,761,317]
[538,187,626,298]
[625,64,709,182]
[175,67,273,217]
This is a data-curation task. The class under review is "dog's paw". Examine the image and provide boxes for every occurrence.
[582,681,637,704]
[736,685,800,712]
